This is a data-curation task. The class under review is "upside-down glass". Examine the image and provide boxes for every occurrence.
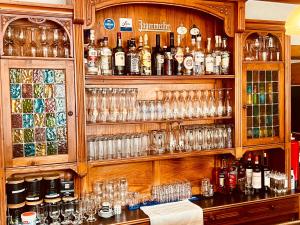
[37,204,48,225]
[61,201,74,225]
[86,198,97,222]
[49,204,60,225]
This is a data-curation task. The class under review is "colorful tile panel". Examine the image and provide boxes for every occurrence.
[9,68,68,158]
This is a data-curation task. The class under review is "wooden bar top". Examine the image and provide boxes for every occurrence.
[82,191,300,225]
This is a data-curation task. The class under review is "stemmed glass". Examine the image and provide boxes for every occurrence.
[177,90,186,119]
[162,91,171,120]
[61,201,74,225]
[192,90,201,118]
[30,28,37,57]
[185,90,193,119]
[4,26,14,56]
[52,28,59,57]
[170,90,178,119]
[17,28,25,56]
[37,204,48,225]
[49,203,60,225]
[40,26,49,57]
[72,200,81,225]
[62,31,70,58]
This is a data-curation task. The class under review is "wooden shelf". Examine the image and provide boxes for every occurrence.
[88,148,235,167]
[243,143,285,152]
[5,162,77,177]
[85,75,235,85]
[1,56,74,61]
[86,116,233,126]
[242,60,284,64]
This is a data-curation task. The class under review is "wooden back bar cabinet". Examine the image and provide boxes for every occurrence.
[0,0,296,224]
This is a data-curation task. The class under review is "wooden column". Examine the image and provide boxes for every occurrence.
[73,0,87,194]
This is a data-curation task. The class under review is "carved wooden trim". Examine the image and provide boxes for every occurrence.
[85,0,236,37]
[0,14,74,57]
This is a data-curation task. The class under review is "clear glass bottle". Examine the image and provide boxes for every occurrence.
[97,38,104,75]
[225,89,232,117]
[221,37,230,75]
[217,89,224,117]
[178,90,186,119]
[87,30,98,75]
[140,34,152,75]
[183,47,194,75]
[193,36,205,75]
[100,37,112,76]
[208,89,216,117]
[126,39,140,75]
[205,38,214,75]
[174,34,184,75]
[213,35,222,75]
[113,32,125,75]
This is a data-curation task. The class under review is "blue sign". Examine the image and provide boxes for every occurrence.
[104,18,115,30]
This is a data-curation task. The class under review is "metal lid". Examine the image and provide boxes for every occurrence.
[8,202,26,209]
[25,199,43,206]
[44,198,61,204]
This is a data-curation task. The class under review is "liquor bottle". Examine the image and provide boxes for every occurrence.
[112,32,125,75]
[262,152,270,192]
[97,38,104,75]
[152,34,164,75]
[221,37,230,75]
[245,153,253,194]
[87,30,98,75]
[193,35,205,75]
[140,34,152,75]
[126,39,140,75]
[291,168,296,190]
[237,159,246,193]
[169,32,176,55]
[183,47,194,75]
[174,34,184,75]
[205,37,214,75]
[252,155,262,194]
[217,159,227,194]
[227,160,237,194]
[100,37,112,76]
[164,33,175,75]
[213,35,221,75]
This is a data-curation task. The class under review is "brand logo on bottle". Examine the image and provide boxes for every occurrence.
[120,18,133,32]
[104,18,115,30]
[138,20,171,32]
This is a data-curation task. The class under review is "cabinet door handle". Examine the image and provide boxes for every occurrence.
[68,111,74,116]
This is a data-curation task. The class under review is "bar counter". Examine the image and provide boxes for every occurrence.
[82,191,300,225]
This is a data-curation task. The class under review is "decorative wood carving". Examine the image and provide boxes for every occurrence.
[0,15,16,31]
[85,0,236,37]
[28,17,46,24]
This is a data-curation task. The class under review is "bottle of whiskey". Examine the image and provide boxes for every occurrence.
[193,35,205,75]
[140,34,152,75]
[213,35,222,75]
[221,37,230,75]
[112,32,125,75]
[87,30,98,75]
[237,159,246,193]
[183,47,194,75]
[205,37,214,75]
[174,34,184,75]
[152,34,164,75]
[100,37,112,76]
[252,155,262,194]
[126,39,140,75]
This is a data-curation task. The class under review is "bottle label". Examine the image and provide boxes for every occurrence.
[252,171,261,189]
[205,56,214,73]
[142,52,151,67]
[115,52,125,66]
[264,170,270,188]
[101,56,110,70]
[156,54,164,64]
[246,168,253,185]
[130,57,140,73]
[222,53,230,68]
[194,52,205,64]
[175,50,184,64]
[219,175,225,187]
[228,173,237,189]
[215,55,222,66]
[184,56,194,70]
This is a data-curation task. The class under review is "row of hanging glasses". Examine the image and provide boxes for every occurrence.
[244,34,281,61]
[4,26,70,58]
[87,124,233,161]
[86,87,233,123]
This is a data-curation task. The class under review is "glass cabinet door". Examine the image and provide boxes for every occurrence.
[243,63,284,146]
[1,59,76,167]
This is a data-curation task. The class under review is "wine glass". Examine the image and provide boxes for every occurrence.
[17,28,26,56]
[37,204,48,225]
[40,26,49,57]
[49,203,60,225]
[61,201,74,224]
[72,200,81,225]
[30,28,37,57]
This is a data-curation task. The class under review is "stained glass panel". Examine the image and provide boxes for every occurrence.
[10,68,68,158]
[246,69,279,139]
